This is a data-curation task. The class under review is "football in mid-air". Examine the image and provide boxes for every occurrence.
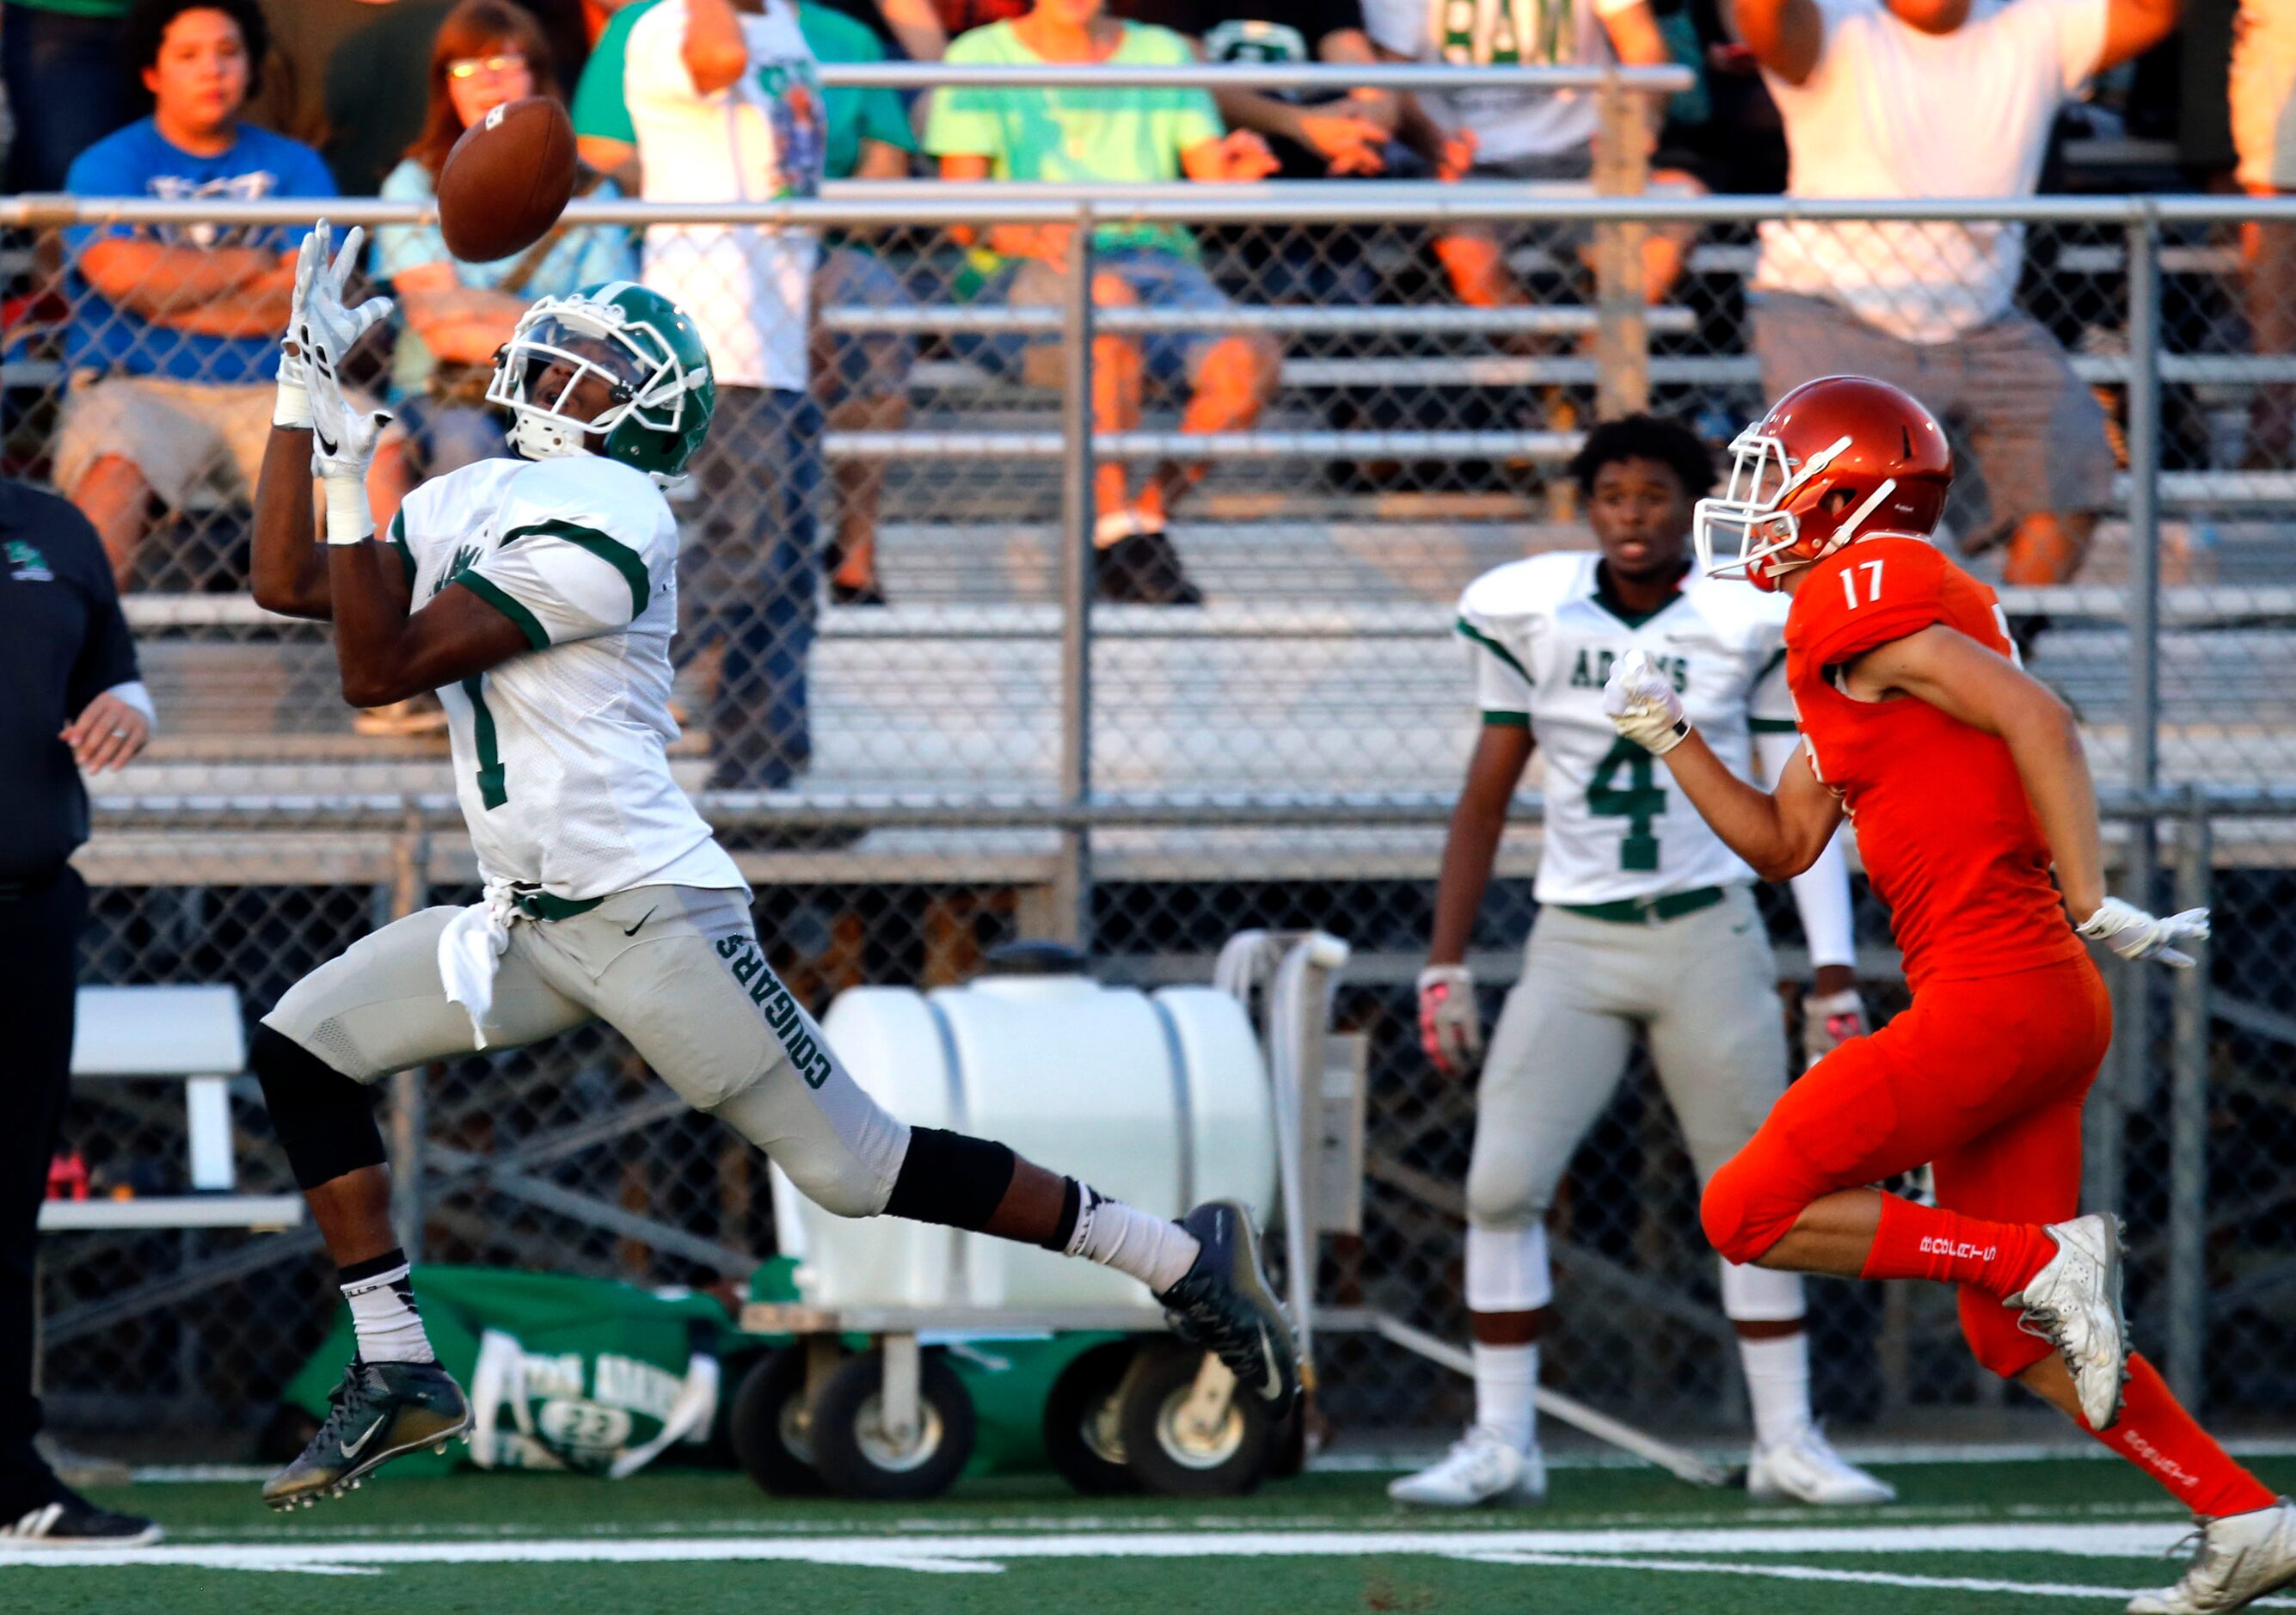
[436,95,577,263]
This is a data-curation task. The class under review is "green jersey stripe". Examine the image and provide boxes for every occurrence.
[1456,617,1534,687]
[388,510,414,589]
[457,573,550,652]
[503,518,649,620]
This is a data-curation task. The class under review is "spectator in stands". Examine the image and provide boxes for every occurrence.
[866,0,1028,59]
[58,0,408,587]
[242,0,400,154]
[621,0,830,797]
[1115,0,1400,179]
[1735,0,2178,593]
[799,4,918,605]
[1368,0,1704,310]
[2231,0,2296,462]
[574,0,915,605]
[3,0,132,192]
[927,0,1283,605]
[377,0,635,482]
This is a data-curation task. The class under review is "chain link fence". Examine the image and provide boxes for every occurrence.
[9,166,2295,1455]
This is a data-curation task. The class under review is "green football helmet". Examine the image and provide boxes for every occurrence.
[488,281,715,481]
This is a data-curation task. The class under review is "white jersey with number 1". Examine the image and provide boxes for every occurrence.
[1457,550,1796,906]
[389,454,744,902]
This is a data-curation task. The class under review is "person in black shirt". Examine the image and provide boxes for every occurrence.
[0,481,160,1548]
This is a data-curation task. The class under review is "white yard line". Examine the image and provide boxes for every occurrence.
[0,1520,2219,1575]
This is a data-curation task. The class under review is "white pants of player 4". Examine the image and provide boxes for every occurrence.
[263,883,910,1217]
[1464,883,1803,1323]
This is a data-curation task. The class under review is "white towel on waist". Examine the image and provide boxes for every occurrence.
[439,880,523,1048]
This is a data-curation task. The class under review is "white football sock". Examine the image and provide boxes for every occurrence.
[1738,1330,1813,1450]
[1471,1341,1538,1453]
[341,1260,437,1365]
[1065,1186,1200,1293]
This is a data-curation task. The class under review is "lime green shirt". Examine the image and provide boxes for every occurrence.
[924,21,1221,260]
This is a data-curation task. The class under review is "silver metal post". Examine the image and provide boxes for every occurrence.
[2127,208,2163,808]
[388,812,431,1258]
[2090,212,2164,1219]
[1054,206,1096,951]
[2164,788,2212,1408]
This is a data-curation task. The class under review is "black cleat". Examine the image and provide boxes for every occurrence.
[261,1358,470,1511]
[1155,1199,1299,1412]
[0,1483,162,1548]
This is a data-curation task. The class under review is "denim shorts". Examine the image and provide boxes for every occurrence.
[958,247,1236,390]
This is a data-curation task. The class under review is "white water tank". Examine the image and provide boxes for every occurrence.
[771,955,1276,1311]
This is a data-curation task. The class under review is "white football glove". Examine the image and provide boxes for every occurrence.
[1800,986,1869,1069]
[1416,964,1483,1078]
[2076,897,2210,969]
[288,219,394,401]
[286,220,396,543]
[1601,648,1691,756]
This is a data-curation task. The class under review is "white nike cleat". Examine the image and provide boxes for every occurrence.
[1387,1426,1546,1508]
[1747,1424,1897,1506]
[2127,1497,2296,1613]
[2005,1213,2130,1431]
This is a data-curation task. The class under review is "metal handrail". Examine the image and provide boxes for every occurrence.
[812,62,1695,91]
[8,188,2294,230]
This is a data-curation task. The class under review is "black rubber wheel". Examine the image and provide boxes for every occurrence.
[1041,1340,1144,1495]
[728,1346,826,1495]
[808,1348,976,1501]
[1117,1340,1271,1498]
[1264,1389,1310,1481]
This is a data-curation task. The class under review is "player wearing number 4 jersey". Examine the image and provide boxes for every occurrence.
[1397,415,1889,1511]
[242,223,1297,1513]
[1605,376,2294,1614]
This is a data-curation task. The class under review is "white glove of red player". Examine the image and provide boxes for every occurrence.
[1800,986,1869,1070]
[1601,648,1691,756]
[2076,897,2210,969]
[1416,964,1483,1077]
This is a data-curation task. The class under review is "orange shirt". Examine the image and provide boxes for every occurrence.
[1784,537,2085,992]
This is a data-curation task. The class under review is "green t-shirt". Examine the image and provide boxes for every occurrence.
[923,21,1219,260]
[571,0,914,181]
[11,0,129,15]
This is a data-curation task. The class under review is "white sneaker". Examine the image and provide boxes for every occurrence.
[1387,1427,1547,1508]
[1747,1425,1897,1506]
[2128,1497,2296,1613]
[2006,1213,2130,1431]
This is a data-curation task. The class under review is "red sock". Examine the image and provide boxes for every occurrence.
[1859,1195,2058,1299]
[2096,1355,2277,1518]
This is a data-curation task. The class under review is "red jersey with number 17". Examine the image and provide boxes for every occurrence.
[1783,536,2085,992]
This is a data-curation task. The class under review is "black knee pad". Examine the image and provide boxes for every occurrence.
[881,1127,1016,1231]
[250,1024,388,1191]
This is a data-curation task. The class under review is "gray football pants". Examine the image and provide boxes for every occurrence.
[1467,885,1790,1233]
[261,884,912,1218]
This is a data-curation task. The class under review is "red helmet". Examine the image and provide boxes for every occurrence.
[1693,376,1954,591]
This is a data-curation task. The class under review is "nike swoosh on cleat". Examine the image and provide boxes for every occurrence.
[1256,1325,1281,1400]
[623,906,658,937]
[339,1416,385,1460]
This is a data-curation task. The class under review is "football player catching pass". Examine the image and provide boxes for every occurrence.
[1604,374,2294,1614]
[1397,414,1890,1509]
[242,224,1295,1510]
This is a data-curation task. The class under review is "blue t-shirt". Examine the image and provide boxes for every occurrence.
[64,118,337,384]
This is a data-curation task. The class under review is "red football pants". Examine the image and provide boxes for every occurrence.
[1702,955,2114,1377]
